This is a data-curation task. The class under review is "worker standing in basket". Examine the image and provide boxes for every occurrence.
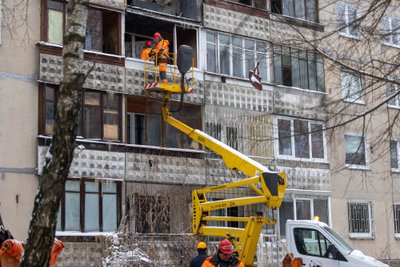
[152,32,170,84]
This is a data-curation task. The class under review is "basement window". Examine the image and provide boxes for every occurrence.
[56,179,122,233]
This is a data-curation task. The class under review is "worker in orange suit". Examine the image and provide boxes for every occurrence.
[0,238,64,267]
[140,40,153,61]
[152,32,170,84]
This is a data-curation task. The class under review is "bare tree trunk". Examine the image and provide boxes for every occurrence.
[20,0,88,266]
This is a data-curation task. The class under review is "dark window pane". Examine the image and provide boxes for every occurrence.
[391,140,399,169]
[345,135,366,165]
[294,120,310,158]
[279,201,294,238]
[86,9,102,51]
[311,123,324,158]
[278,119,292,155]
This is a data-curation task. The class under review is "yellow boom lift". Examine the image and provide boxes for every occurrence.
[144,45,287,266]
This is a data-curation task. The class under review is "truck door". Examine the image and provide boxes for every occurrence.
[293,228,340,267]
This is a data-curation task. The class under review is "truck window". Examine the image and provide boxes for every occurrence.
[294,228,332,258]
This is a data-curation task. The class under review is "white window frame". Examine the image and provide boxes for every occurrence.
[274,116,327,162]
[337,2,362,39]
[391,140,400,172]
[205,30,269,81]
[381,16,400,48]
[386,82,400,109]
[341,70,364,104]
[394,203,400,238]
[348,200,374,239]
[344,134,370,169]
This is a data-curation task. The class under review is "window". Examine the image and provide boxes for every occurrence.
[208,198,245,228]
[273,46,325,92]
[381,16,400,47]
[206,31,268,81]
[41,86,121,141]
[387,82,400,108]
[394,204,400,237]
[341,70,363,103]
[337,2,361,38]
[276,117,326,161]
[124,14,198,66]
[391,140,400,171]
[127,96,201,149]
[345,134,368,168]
[57,179,121,232]
[229,0,267,9]
[45,0,120,54]
[348,201,373,238]
[293,228,332,257]
[279,198,330,238]
[271,0,318,23]
[205,123,240,158]
[132,194,170,233]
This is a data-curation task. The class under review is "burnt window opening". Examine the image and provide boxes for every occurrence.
[44,0,121,55]
[125,13,198,67]
[126,96,201,149]
[40,85,122,142]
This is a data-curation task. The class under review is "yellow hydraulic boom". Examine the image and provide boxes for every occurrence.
[144,45,287,266]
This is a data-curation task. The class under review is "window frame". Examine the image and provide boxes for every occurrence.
[341,70,364,104]
[39,85,122,142]
[131,194,171,234]
[391,140,400,172]
[381,16,400,48]
[206,30,269,82]
[279,197,331,238]
[337,2,362,39]
[43,0,121,55]
[347,201,374,239]
[344,134,369,169]
[394,203,400,238]
[57,178,122,233]
[386,82,400,109]
[273,45,325,92]
[271,0,318,23]
[275,116,327,162]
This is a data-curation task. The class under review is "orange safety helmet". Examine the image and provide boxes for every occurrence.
[153,32,161,41]
[145,40,152,47]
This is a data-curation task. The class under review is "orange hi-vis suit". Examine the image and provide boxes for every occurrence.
[153,32,169,82]
[0,238,64,267]
[141,47,152,60]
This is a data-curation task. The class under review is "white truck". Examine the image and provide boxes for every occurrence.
[285,220,389,267]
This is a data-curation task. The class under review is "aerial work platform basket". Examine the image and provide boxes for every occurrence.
[143,51,195,95]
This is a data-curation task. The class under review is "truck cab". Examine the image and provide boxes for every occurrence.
[286,220,388,267]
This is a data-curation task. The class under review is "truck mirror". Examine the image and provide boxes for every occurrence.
[177,45,193,74]
[327,244,337,259]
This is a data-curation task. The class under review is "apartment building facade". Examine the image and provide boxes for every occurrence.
[0,0,399,266]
